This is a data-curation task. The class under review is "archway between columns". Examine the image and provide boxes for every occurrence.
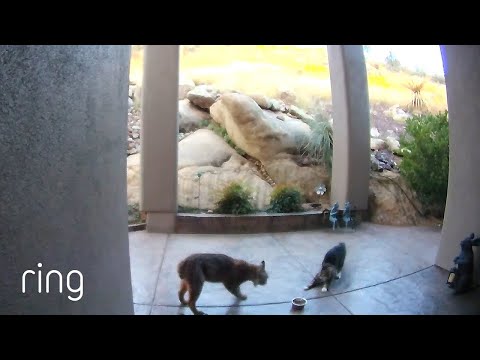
[140,45,370,234]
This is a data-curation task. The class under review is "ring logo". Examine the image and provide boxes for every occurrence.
[22,263,83,302]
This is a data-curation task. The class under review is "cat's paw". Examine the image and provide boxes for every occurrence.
[321,287,328,292]
[238,294,248,301]
[335,272,342,280]
[196,311,208,315]
[303,286,310,291]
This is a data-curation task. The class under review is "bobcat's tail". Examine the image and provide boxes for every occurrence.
[177,259,187,279]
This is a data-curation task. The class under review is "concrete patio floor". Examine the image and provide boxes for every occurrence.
[129,223,480,315]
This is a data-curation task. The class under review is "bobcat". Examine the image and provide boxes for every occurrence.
[304,242,346,292]
[177,253,269,315]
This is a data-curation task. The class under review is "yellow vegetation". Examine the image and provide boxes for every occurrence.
[129,45,447,113]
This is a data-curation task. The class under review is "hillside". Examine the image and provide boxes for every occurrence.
[129,45,447,114]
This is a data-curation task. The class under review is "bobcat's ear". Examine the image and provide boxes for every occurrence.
[260,260,265,270]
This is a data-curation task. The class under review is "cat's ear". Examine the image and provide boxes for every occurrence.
[260,260,265,270]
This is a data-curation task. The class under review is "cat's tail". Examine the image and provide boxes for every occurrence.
[304,277,320,291]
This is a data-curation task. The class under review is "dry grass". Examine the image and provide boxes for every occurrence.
[129,45,447,113]
[129,49,143,85]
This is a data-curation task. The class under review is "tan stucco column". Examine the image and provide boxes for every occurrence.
[435,46,480,281]
[327,45,371,210]
[141,45,179,232]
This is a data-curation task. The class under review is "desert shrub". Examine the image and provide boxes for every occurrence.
[267,185,304,213]
[431,74,445,85]
[214,182,255,215]
[385,51,401,72]
[299,114,333,170]
[207,122,246,156]
[128,203,142,224]
[199,119,210,128]
[399,111,449,217]
[412,67,427,77]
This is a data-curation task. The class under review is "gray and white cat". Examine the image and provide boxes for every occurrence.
[304,242,346,292]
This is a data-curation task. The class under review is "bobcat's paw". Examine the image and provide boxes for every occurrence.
[179,297,187,306]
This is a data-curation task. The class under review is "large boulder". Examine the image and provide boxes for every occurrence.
[127,153,141,206]
[248,94,272,110]
[270,99,288,112]
[277,88,297,105]
[368,172,425,225]
[248,94,287,112]
[178,99,210,132]
[178,158,273,211]
[177,129,273,210]
[384,104,412,122]
[262,154,331,203]
[178,128,240,170]
[385,136,401,154]
[126,129,274,211]
[370,138,387,151]
[186,85,220,109]
[210,93,311,161]
[288,105,314,122]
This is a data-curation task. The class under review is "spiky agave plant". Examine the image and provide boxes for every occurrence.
[299,114,333,171]
[405,80,427,111]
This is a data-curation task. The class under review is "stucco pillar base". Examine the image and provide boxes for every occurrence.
[147,212,176,233]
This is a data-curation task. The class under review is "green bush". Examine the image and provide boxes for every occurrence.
[214,182,255,215]
[299,114,333,170]
[399,111,449,217]
[128,203,142,224]
[207,122,246,156]
[199,119,210,128]
[268,185,304,213]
